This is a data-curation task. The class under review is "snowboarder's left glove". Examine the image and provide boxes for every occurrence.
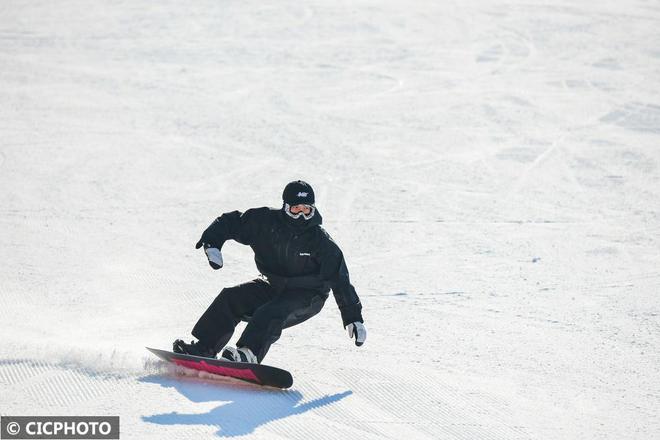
[196,240,223,270]
[346,322,366,346]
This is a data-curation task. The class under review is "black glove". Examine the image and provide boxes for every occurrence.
[196,240,223,270]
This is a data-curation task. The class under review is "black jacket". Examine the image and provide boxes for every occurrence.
[198,206,363,326]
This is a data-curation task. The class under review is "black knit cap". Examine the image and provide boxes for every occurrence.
[282,180,315,206]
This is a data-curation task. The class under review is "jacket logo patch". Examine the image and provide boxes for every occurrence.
[299,252,311,256]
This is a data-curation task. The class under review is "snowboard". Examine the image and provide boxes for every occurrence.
[146,347,293,389]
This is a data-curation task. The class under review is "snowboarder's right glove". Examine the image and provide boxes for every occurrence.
[346,321,366,346]
[196,240,223,270]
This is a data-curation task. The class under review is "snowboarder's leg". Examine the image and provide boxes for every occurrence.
[192,278,275,353]
[237,290,328,362]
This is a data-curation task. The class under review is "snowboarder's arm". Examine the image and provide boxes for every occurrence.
[318,235,363,327]
[196,208,262,250]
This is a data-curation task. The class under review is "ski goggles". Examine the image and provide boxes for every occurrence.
[284,203,315,220]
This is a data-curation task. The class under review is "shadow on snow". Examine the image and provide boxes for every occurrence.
[140,374,352,437]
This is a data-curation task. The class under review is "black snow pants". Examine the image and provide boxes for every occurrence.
[192,278,328,363]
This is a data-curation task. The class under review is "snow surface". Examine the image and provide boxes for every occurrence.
[1,1,660,439]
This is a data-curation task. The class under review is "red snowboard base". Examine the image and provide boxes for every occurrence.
[147,347,293,389]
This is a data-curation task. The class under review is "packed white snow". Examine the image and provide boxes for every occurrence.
[1,1,659,439]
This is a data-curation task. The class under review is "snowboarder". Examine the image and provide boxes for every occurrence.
[173,180,366,364]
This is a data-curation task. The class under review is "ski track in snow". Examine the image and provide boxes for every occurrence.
[2,0,660,439]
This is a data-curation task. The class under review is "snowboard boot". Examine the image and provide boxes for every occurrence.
[220,346,258,364]
[173,339,216,359]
